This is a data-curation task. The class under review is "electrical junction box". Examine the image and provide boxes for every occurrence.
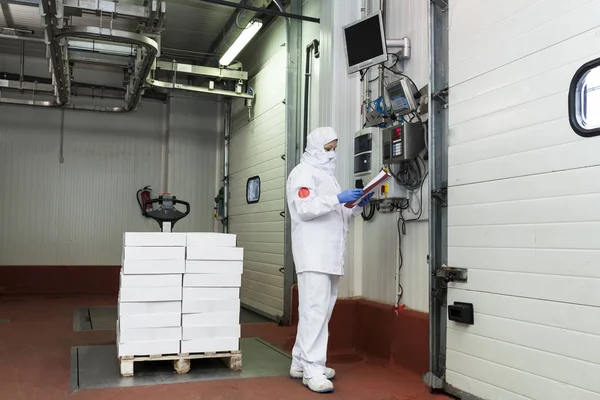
[382,122,425,164]
[377,172,407,201]
[353,127,382,187]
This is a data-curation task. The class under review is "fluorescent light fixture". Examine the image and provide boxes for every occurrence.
[219,18,263,67]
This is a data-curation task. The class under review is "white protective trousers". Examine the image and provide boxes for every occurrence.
[291,271,340,379]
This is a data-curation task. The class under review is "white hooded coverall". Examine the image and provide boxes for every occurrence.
[286,127,362,379]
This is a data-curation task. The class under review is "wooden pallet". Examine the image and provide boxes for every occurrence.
[119,350,242,377]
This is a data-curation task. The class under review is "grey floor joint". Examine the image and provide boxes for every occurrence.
[70,337,291,390]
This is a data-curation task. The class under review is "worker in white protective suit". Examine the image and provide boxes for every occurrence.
[286,127,373,394]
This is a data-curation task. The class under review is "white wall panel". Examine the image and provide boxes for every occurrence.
[230,20,287,318]
[0,106,62,265]
[446,0,600,398]
[167,96,220,233]
[0,96,220,266]
[347,0,430,311]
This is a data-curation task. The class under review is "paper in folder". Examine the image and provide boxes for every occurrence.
[344,170,392,208]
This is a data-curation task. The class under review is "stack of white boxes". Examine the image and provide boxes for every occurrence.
[182,233,243,354]
[117,232,244,358]
[117,232,186,357]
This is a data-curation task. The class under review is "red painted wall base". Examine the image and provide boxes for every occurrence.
[291,284,429,375]
[0,266,121,295]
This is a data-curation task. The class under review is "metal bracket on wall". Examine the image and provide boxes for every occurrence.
[423,372,445,390]
[432,0,449,12]
[435,265,467,283]
[432,86,449,108]
[279,211,285,218]
[281,154,285,160]
[431,183,447,207]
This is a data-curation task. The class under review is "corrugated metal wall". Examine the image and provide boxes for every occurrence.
[358,0,430,311]
[168,95,221,233]
[229,20,287,318]
[0,95,220,266]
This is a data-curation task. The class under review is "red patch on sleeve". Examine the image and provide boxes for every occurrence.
[298,188,311,199]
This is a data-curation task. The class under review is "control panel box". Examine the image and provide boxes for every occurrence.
[353,127,382,185]
[382,122,425,164]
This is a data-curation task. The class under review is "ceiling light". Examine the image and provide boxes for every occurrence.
[219,18,263,67]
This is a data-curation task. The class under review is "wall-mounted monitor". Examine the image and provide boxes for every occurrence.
[343,12,388,75]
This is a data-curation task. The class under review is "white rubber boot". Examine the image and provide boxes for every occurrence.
[289,367,336,380]
[302,375,334,393]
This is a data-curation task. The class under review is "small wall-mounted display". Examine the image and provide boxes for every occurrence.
[246,176,261,204]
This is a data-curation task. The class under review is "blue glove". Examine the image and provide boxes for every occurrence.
[358,192,374,207]
[337,189,364,204]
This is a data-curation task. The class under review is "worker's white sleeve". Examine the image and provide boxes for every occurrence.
[342,205,362,222]
[289,180,339,221]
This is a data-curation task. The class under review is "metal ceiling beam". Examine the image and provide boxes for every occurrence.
[62,0,152,19]
[56,26,159,111]
[0,33,44,42]
[40,0,69,104]
[155,60,248,80]
[195,0,319,23]
[147,77,254,99]
[0,0,15,28]
[4,0,38,6]
[0,79,54,92]
[68,50,131,67]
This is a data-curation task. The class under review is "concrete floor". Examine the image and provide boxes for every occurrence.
[0,295,447,400]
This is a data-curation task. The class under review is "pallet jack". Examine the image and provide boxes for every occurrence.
[143,193,190,232]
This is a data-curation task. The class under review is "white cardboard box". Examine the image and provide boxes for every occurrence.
[183,273,241,288]
[180,337,239,353]
[119,287,182,302]
[186,247,243,261]
[123,232,187,247]
[122,259,185,274]
[117,340,181,357]
[186,233,237,248]
[119,326,182,343]
[182,311,240,326]
[182,298,239,314]
[185,260,243,274]
[119,301,181,316]
[183,287,240,300]
[118,312,181,329]
[120,273,183,288]
[182,325,240,340]
[123,246,185,261]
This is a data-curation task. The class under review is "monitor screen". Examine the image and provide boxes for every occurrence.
[343,13,387,74]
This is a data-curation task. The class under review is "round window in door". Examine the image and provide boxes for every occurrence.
[246,176,261,204]
[569,57,600,137]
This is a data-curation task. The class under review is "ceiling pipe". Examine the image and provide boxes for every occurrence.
[195,0,319,23]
